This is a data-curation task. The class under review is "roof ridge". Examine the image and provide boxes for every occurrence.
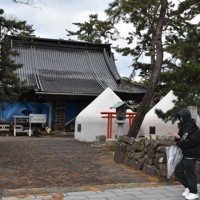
[10,36,112,50]
[85,50,107,90]
[103,49,121,83]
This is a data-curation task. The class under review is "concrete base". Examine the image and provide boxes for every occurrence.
[102,139,117,151]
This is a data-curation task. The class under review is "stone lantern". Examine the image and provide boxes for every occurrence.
[110,102,133,139]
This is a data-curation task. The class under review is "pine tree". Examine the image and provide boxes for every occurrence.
[66,14,118,44]
[66,0,200,138]
[155,4,200,121]
[0,9,34,101]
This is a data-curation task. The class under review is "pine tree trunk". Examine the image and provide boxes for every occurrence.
[128,0,168,138]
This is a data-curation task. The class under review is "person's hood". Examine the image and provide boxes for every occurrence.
[177,108,192,124]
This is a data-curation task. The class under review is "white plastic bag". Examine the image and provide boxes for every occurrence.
[166,145,183,179]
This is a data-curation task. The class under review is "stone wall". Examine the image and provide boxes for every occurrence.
[114,135,200,182]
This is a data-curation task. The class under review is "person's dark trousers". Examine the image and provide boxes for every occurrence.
[175,157,198,194]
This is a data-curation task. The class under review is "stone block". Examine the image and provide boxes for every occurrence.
[126,152,135,159]
[132,139,145,152]
[159,163,167,178]
[156,145,167,153]
[102,139,117,151]
[144,164,159,177]
[125,159,139,170]
[96,135,106,142]
[113,142,127,163]
[138,158,145,170]
[133,151,145,160]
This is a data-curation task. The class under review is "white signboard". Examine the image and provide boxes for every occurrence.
[29,114,47,123]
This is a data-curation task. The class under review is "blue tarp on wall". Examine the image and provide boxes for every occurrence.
[65,103,80,122]
[0,102,49,122]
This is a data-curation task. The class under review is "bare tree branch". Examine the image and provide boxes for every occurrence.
[11,0,44,8]
[12,0,34,5]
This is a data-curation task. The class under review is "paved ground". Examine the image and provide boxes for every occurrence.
[1,184,200,200]
[2,137,199,200]
[0,136,161,197]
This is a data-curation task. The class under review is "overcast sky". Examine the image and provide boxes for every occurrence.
[1,0,134,77]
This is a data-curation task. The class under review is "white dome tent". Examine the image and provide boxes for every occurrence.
[139,90,200,138]
[139,90,178,137]
[74,87,131,142]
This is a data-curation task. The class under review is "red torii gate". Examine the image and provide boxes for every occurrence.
[100,112,137,139]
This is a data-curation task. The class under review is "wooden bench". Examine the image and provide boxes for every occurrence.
[14,125,29,136]
[0,124,11,135]
[0,124,10,133]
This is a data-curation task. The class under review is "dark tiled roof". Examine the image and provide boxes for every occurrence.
[11,36,145,96]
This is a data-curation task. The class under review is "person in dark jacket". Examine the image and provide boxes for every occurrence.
[174,108,200,200]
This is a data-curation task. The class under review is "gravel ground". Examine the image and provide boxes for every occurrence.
[0,137,155,190]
